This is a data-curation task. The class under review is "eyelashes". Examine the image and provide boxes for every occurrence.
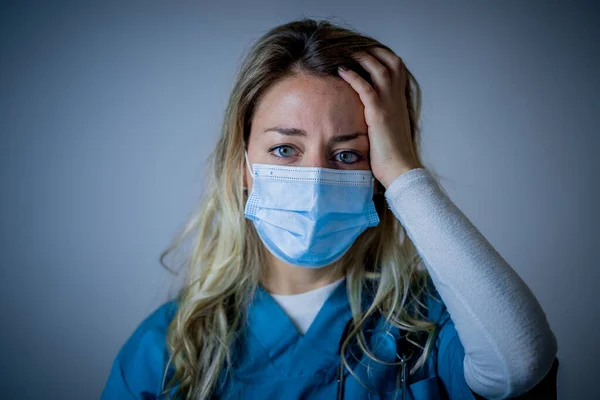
[269,144,296,158]
[268,144,365,165]
[334,151,361,164]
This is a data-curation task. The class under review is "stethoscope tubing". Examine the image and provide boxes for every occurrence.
[336,319,408,399]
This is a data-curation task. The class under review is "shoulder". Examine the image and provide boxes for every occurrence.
[420,274,462,352]
[119,300,178,364]
[101,300,179,399]
[421,274,449,325]
[420,274,480,399]
[406,272,451,334]
[411,273,458,363]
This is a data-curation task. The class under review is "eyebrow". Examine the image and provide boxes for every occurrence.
[263,126,367,143]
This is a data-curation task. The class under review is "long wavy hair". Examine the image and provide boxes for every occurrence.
[159,18,444,399]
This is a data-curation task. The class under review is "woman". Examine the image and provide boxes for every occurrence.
[101,18,558,399]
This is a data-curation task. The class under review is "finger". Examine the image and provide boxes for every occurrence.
[351,51,392,92]
[368,47,405,82]
[368,47,409,102]
[337,66,381,109]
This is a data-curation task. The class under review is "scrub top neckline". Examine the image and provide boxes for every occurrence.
[269,276,347,335]
[248,277,352,376]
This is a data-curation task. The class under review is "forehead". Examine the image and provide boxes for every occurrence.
[250,73,366,137]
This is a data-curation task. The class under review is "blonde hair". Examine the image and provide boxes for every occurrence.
[160,18,443,399]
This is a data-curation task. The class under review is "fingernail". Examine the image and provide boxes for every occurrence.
[338,65,348,72]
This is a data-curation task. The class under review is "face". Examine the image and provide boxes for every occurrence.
[245,72,370,191]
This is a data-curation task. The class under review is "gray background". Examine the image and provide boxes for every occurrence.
[1,1,598,399]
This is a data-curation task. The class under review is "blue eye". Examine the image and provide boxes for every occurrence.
[335,151,360,164]
[270,145,296,158]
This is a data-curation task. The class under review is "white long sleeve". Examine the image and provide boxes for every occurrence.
[384,168,557,399]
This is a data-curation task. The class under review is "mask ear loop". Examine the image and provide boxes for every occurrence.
[244,151,254,176]
[243,151,255,194]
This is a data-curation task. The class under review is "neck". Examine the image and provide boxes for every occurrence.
[261,252,345,295]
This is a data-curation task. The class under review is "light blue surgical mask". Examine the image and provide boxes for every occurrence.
[244,152,380,268]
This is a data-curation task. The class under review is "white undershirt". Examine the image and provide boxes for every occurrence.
[269,277,346,335]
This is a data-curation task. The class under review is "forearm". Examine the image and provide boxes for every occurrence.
[384,168,557,399]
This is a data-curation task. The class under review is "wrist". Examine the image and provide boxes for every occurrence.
[379,163,419,189]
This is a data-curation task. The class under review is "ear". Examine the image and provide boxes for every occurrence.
[243,148,252,191]
[243,162,250,191]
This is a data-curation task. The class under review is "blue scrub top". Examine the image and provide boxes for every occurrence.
[101,277,480,399]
